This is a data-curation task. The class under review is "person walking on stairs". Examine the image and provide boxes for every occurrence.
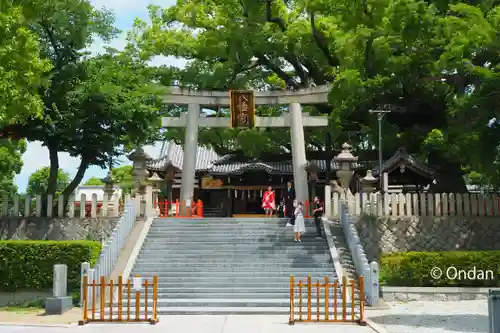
[284,181,296,227]
[262,186,276,217]
[294,201,305,242]
[313,196,325,239]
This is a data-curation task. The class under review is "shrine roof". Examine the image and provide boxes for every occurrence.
[146,141,219,171]
[208,159,364,175]
[372,148,436,178]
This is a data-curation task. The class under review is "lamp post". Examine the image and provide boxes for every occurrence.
[100,168,115,215]
[361,170,377,194]
[128,146,152,196]
[305,161,320,212]
[148,172,163,216]
[368,108,391,196]
[333,143,358,193]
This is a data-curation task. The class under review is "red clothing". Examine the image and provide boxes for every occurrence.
[262,190,276,210]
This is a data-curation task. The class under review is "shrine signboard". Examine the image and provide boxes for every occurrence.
[229,90,255,128]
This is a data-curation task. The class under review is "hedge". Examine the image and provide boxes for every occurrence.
[380,251,500,287]
[0,240,101,292]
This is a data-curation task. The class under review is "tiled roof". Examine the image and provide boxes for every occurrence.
[146,141,219,171]
[372,148,435,178]
[209,162,294,175]
[209,159,365,175]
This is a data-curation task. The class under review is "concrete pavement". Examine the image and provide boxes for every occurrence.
[1,315,377,333]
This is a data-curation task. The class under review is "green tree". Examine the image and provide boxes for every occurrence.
[131,0,500,191]
[0,2,51,125]
[83,177,104,186]
[0,139,26,196]
[3,0,163,205]
[26,167,70,197]
[82,165,134,192]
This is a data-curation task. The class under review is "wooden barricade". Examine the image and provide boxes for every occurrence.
[154,199,204,218]
[289,275,366,325]
[79,275,159,325]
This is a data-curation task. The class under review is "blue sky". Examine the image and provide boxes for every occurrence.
[15,0,186,192]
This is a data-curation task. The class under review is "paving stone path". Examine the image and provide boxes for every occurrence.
[367,300,488,333]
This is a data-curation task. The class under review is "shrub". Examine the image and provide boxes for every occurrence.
[380,251,500,287]
[0,240,101,292]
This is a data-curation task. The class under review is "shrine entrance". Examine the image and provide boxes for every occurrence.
[161,87,330,209]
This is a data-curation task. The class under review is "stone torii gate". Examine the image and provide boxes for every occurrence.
[161,86,331,205]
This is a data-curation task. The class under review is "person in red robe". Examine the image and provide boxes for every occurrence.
[262,186,276,217]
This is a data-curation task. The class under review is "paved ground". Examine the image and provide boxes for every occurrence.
[0,315,376,333]
[0,307,80,325]
[366,300,488,333]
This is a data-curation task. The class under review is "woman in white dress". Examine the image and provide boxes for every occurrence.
[294,201,305,242]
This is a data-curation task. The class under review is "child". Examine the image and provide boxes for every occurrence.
[294,201,305,242]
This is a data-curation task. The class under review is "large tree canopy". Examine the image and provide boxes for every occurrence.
[129,0,500,191]
[2,0,164,205]
[26,166,70,197]
[0,2,51,125]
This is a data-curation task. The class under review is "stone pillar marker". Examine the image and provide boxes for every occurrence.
[180,103,200,205]
[45,264,72,314]
[289,102,309,203]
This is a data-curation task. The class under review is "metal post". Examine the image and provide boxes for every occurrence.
[369,108,391,208]
[377,115,383,197]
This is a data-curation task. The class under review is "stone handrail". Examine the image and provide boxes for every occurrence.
[338,199,380,306]
[80,195,136,306]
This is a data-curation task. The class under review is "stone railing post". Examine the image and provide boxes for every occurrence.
[325,185,332,217]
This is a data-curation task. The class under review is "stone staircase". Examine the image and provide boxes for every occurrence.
[120,217,353,315]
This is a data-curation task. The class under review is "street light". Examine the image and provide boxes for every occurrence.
[368,108,391,196]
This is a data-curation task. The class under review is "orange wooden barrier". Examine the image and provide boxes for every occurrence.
[154,200,204,218]
[289,275,366,325]
[79,275,158,325]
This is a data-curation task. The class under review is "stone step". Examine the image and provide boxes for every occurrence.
[107,299,354,308]
[140,246,328,251]
[95,306,359,315]
[131,262,334,269]
[134,259,333,265]
[111,286,344,294]
[129,292,344,299]
[131,266,334,272]
[129,271,334,277]
[140,243,328,248]
[142,238,325,243]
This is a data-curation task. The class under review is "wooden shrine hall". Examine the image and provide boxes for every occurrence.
[146,142,436,217]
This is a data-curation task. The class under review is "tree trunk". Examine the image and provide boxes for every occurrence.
[60,157,91,209]
[44,141,59,215]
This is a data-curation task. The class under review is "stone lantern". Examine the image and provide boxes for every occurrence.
[361,170,377,194]
[305,161,320,203]
[100,169,115,215]
[333,142,358,192]
[148,172,163,216]
[128,146,152,196]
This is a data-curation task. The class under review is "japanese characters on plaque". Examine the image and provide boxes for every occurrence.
[229,90,255,128]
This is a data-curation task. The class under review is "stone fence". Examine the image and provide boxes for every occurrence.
[324,188,500,217]
[0,193,121,218]
[355,215,500,262]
